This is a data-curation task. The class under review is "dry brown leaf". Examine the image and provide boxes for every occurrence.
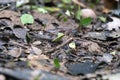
[27,54,49,60]
[7,47,22,57]
[28,54,53,71]
[0,10,23,27]
[81,41,101,53]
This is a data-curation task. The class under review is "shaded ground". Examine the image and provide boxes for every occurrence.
[0,0,119,80]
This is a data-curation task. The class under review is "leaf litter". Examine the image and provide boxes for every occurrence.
[0,0,119,80]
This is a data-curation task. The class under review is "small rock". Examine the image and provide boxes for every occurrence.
[81,8,97,19]
[101,54,113,63]
[83,32,107,40]
[33,41,42,45]
[66,61,98,75]
[102,17,120,31]
[0,75,5,80]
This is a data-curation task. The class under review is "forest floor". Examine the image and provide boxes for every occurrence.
[0,0,119,80]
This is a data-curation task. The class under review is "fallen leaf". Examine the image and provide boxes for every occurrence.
[110,50,117,55]
[27,54,53,71]
[0,10,22,26]
[81,41,101,53]
[99,16,106,22]
[13,27,27,39]
[31,46,42,55]
[53,33,64,42]
[27,54,49,60]
[7,47,22,57]
[20,14,34,25]
[69,42,76,49]
[65,10,71,16]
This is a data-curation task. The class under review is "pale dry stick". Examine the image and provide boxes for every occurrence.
[44,37,73,54]
[72,0,87,8]
[0,4,11,11]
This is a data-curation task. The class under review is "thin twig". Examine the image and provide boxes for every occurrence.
[9,41,29,49]
[0,5,11,11]
[72,0,87,8]
[44,37,73,54]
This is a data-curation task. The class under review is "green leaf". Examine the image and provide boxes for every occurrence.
[69,42,76,49]
[37,7,48,13]
[63,17,68,22]
[44,0,52,3]
[32,6,48,13]
[96,0,100,3]
[53,33,64,42]
[54,58,60,69]
[76,7,82,20]
[99,16,106,22]
[62,0,72,4]
[80,17,92,26]
[20,14,34,25]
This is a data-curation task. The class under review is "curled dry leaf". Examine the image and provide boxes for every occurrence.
[7,47,22,57]
[81,41,101,53]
